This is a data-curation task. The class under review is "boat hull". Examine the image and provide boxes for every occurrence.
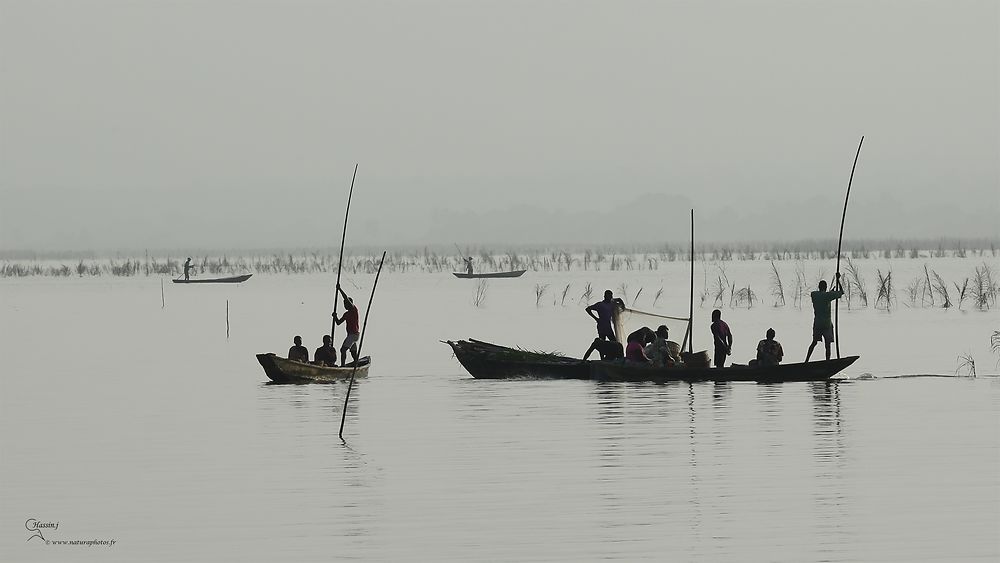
[256,353,370,383]
[589,356,858,383]
[446,340,857,383]
[173,274,253,284]
[452,270,526,279]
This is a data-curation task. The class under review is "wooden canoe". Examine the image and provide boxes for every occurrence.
[452,270,526,279]
[256,353,370,383]
[446,339,858,383]
[173,274,253,284]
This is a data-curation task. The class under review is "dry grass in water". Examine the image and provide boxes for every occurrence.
[956,353,976,377]
[473,279,488,308]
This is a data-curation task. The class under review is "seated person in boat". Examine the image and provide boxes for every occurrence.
[754,328,784,367]
[314,335,338,366]
[335,284,361,366]
[586,290,626,342]
[625,327,655,363]
[288,335,309,363]
[583,337,624,361]
[645,325,683,367]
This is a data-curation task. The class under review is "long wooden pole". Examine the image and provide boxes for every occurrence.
[339,251,387,441]
[689,209,695,354]
[331,164,359,340]
[834,137,864,359]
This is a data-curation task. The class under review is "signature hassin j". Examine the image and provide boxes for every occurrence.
[25,519,58,543]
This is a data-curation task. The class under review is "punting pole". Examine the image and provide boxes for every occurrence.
[688,209,695,354]
[835,137,864,359]
[331,164,359,341]
[339,250,387,441]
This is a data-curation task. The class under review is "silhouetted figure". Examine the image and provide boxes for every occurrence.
[806,275,845,362]
[755,328,784,366]
[585,290,626,342]
[710,309,732,368]
[464,256,474,275]
[625,327,655,363]
[334,284,360,366]
[645,325,682,367]
[183,257,193,281]
[314,335,338,366]
[583,338,624,361]
[288,335,309,363]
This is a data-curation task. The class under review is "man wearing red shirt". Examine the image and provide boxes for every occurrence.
[335,284,361,366]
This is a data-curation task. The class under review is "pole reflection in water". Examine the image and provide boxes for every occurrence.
[810,380,848,546]
[687,383,704,539]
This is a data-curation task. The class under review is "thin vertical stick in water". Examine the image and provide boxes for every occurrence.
[835,136,864,359]
[331,164,360,341]
[226,299,230,339]
[161,279,165,309]
[339,250,387,441]
[688,209,695,354]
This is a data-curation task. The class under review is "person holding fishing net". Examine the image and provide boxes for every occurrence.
[583,290,627,360]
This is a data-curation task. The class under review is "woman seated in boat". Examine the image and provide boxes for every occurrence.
[644,325,684,367]
[288,335,309,363]
[313,335,338,367]
[625,327,655,363]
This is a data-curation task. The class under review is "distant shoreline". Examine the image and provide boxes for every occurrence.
[2,236,997,261]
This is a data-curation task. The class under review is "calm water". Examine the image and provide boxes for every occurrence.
[2,260,998,561]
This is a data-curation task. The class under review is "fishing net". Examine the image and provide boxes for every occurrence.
[613,305,690,349]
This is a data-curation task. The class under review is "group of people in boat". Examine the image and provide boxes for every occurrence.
[286,285,362,367]
[582,275,844,368]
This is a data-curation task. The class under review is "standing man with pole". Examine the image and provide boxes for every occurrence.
[806,277,844,362]
[334,284,360,366]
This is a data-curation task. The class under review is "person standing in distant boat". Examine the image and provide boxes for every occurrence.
[288,335,309,363]
[334,284,361,366]
[464,256,474,275]
[710,309,733,368]
[314,335,337,366]
[586,290,626,343]
[805,275,845,362]
[183,257,193,281]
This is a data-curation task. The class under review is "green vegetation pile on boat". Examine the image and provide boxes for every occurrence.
[173,274,252,284]
[446,339,858,383]
[452,270,526,279]
[256,353,370,383]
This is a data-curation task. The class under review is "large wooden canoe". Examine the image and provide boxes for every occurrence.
[256,353,370,383]
[446,339,590,379]
[446,339,858,383]
[452,270,526,279]
[173,274,252,284]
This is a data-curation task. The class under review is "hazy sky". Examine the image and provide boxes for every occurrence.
[1,0,997,252]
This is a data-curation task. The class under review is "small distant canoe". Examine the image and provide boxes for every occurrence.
[173,274,252,284]
[446,339,858,383]
[452,270,526,279]
[256,353,371,383]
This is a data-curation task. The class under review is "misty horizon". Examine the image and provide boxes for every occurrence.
[1,1,997,253]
